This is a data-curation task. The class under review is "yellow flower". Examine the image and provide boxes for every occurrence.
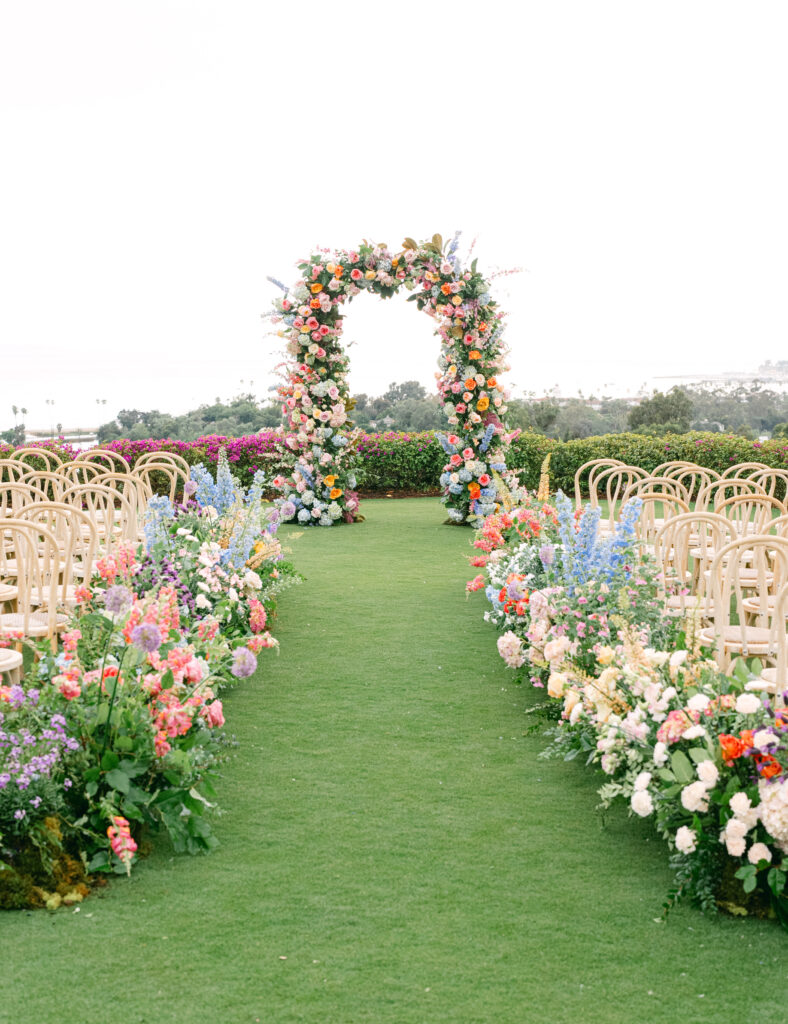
[365,269,376,280]
[330,487,343,500]
[323,475,336,487]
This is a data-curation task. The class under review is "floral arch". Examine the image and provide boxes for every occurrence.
[267,233,514,526]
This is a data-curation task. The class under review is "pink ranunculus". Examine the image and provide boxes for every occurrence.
[451,382,463,394]
[456,403,467,414]
[350,268,363,280]
[478,473,491,486]
[58,677,81,701]
[462,447,474,459]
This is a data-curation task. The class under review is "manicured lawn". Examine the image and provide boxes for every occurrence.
[3,498,786,1024]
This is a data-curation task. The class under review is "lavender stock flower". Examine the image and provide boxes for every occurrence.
[230,647,257,679]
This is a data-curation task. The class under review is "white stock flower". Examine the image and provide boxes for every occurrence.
[669,649,688,669]
[682,725,707,740]
[634,771,652,791]
[653,741,669,766]
[687,693,710,713]
[729,792,752,817]
[723,818,749,840]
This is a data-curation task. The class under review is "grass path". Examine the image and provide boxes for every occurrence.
[3,498,786,1023]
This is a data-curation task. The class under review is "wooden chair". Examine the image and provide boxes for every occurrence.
[573,458,625,509]
[698,536,788,670]
[631,492,689,553]
[17,470,66,504]
[73,449,131,474]
[0,460,35,485]
[695,476,767,512]
[749,582,788,704]
[665,466,720,505]
[721,461,771,479]
[750,468,788,503]
[652,460,700,476]
[11,447,67,470]
[15,502,99,606]
[654,512,736,618]
[60,483,138,550]
[0,646,24,685]
[593,465,650,533]
[716,493,786,536]
[1,482,42,518]
[131,461,187,504]
[58,460,105,487]
[134,450,192,477]
[0,521,67,644]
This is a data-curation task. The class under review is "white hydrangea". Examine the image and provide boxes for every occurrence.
[758,779,788,854]
[327,502,342,520]
[675,825,697,854]
[681,781,710,813]
[631,790,653,817]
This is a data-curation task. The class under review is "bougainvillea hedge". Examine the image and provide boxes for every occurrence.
[4,431,788,496]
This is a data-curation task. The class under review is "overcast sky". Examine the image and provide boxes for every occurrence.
[1,2,787,432]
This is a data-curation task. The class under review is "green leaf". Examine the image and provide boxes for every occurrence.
[100,751,119,771]
[687,748,710,765]
[113,735,134,752]
[104,769,131,794]
[670,750,695,784]
[657,768,677,783]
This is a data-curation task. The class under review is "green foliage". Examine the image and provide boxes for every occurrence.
[628,388,693,433]
[97,392,283,443]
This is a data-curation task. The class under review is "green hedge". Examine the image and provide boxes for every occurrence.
[508,431,788,495]
[4,431,787,498]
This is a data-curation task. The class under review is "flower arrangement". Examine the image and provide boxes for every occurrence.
[469,491,788,925]
[266,233,515,524]
[0,453,301,906]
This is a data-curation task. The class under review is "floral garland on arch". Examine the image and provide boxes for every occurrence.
[266,233,517,525]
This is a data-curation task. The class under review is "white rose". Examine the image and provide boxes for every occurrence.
[696,760,719,786]
[687,694,710,713]
[631,790,654,817]
[661,686,677,702]
[675,825,698,854]
[670,649,688,669]
[736,693,762,715]
[653,741,669,766]
[681,781,710,813]
[634,771,652,791]
[748,842,772,865]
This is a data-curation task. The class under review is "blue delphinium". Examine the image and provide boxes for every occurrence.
[552,490,642,592]
[144,495,176,552]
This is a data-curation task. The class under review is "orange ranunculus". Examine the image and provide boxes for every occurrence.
[441,283,452,295]
[478,321,488,332]
[740,729,755,750]
[392,257,399,267]
[468,350,481,360]
[487,377,497,388]
[330,488,342,500]
[310,297,321,309]
[476,396,490,412]
[468,482,481,498]
[323,475,336,487]
[758,755,782,779]
[464,378,477,390]
[334,266,344,278]
[719,733,744,764]
[310,283,323,294]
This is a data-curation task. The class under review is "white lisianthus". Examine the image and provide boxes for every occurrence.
[736,693,761,715]
[631,790,653,817]
[696,760,719,786]
[669,649,688,669]
[752,729,778,750]
[675,825,698,854]
[653,741,668,766]
[748,842,772,865]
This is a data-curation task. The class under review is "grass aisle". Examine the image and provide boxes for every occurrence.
[3,499,786,1024]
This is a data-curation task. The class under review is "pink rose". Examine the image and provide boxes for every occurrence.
[456,403,467,414]
[462,448,474,459]
[449,454,462,467]
[479,473,491,486]
[350,268,363,280]
[202,700,225,728]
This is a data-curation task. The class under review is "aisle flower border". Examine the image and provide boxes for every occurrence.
[267,233,516,524]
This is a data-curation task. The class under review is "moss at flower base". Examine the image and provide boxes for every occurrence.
[0,816,93,910]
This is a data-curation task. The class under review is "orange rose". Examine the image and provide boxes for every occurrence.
[330,488,342,500]
[323,475,336,487]
[441,283,452,295]
[464,378,477,390]
[310,298,321,309]
[487,377,497,388]
[478,321,488,332]
[719,733,743,764]
[310,283,323,294]
[468,483,481,498]
[334,266,344,278]
[468,350,481,360]
[758,755,782,779]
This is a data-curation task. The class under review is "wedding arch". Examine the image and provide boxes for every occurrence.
[267,233,514,525]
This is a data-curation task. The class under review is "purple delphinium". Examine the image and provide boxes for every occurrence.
[130,622,162,654]
[103,585,133,614]
[230,647,257,679]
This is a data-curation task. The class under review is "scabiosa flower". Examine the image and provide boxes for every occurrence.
[230,646,258,679]
[103,585,133,614]
[131,622,162,653]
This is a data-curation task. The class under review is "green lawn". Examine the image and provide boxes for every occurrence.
[3,498,786,1024]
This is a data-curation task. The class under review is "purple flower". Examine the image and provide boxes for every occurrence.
[130,622,162,653]
[184,479,198,496]
[230,647,258,679]
[539,543,555,567]
[103,585,133,614]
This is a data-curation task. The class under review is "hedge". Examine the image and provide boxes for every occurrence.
[4,431,788,498]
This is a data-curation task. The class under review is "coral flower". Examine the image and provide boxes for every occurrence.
[719,733,744,764]
[310,282,323,293]
[464,378,477,390]
[487,377,497,388]
[330,487,343,499]
[468,350,481,360]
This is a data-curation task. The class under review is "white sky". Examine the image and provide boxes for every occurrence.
[1,1,787,432]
